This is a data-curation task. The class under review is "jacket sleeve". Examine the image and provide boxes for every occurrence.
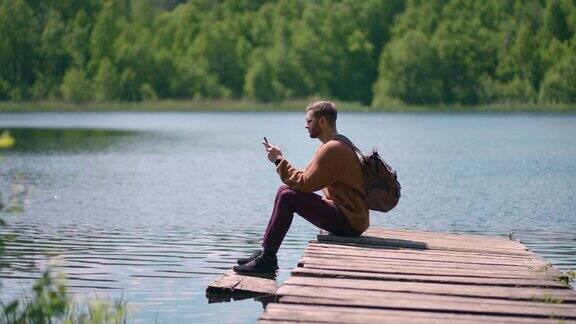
[276,144,338,193]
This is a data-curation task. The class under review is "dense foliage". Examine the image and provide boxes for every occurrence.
[0,0,574,106]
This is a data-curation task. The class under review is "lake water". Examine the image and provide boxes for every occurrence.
[0,111,575,323]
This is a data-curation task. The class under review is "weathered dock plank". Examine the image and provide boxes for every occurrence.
[282,276,576,302]
[301,253,556,273]
[305,244,548,267]
[368,228,523,245]
[291,267,568,288]
[259,227,576,323]
[298,259,559,280]
[206,270,277,295]
[308,241,541,261]
[317,231,534,256]
[261,304,574,324]
[276,287,576,319]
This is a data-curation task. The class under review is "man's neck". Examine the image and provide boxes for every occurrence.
[319,129,338,144]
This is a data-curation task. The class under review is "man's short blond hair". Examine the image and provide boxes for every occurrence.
[306,100,337,127]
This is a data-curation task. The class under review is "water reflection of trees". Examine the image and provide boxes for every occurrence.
[3,128,135,153]
[5,173,27,214]
[1,136,35,273]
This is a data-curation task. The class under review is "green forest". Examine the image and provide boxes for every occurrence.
[1,0,575,107]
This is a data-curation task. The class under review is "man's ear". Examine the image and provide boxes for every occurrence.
[319,116,326,126]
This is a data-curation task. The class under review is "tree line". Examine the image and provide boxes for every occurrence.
[0,0,574,106]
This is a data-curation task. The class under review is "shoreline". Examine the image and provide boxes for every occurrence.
[1,99,575,113]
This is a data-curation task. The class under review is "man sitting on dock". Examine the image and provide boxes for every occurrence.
[233,100,369,275]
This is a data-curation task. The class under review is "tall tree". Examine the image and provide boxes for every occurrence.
[0,0,40,100]
[544,0,572,41]
[34,9,70,99]
[373,30,442,106]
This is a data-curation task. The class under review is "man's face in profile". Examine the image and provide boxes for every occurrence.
[305,110,321,138]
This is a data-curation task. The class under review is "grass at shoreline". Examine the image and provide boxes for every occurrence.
[1,99,575,113]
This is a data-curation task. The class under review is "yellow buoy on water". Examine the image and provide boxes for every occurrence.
[0,130,15,149]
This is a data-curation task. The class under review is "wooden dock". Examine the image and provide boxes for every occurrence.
[259,228,576,323]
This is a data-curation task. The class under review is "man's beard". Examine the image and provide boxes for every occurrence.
[308,128,320,138]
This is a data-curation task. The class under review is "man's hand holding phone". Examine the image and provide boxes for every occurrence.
[263,137,283,164]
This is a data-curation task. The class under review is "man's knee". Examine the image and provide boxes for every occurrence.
[275,184,290,197]
[277,186,298,205]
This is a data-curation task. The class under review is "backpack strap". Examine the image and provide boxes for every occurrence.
[332,134,363,158]
[332,134,369,199]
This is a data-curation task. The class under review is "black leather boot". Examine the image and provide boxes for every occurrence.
[236,249,264,265]
[233,253,278,275]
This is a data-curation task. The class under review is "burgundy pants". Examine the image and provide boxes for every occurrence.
[262,185,360,254]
